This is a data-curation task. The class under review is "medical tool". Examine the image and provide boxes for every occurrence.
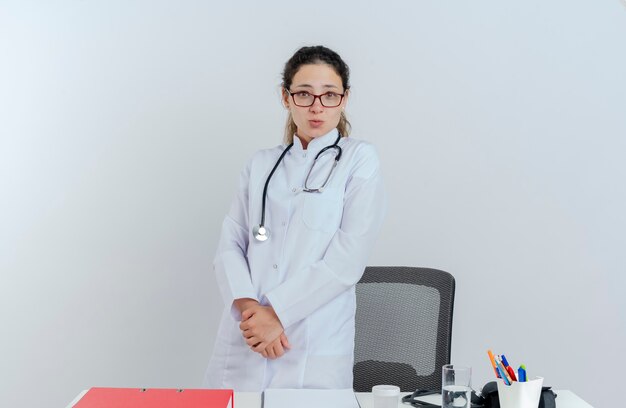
[252,133,342,242]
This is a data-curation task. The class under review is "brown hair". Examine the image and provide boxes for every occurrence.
[281,46,351,143]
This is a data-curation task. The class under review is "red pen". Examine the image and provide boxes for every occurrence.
[501,354,518,382]
[506,365,518,381]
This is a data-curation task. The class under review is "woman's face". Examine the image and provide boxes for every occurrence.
[283,63,348,144]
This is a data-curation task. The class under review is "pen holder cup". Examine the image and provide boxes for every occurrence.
[496,377,543,408]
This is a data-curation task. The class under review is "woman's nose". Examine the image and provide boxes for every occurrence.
[309,97,324,112]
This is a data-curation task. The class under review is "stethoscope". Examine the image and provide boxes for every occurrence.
[252,133,343,242]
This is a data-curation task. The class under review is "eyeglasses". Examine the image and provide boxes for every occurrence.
[287,89,345,107]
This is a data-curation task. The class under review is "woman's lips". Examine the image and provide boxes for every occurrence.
[309,120,324,128]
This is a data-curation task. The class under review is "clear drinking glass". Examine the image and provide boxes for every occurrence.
[442,364,472,408]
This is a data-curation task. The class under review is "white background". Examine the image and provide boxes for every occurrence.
[1,1,625,407]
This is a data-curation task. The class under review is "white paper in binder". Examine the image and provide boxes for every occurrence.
[263,388,360,408]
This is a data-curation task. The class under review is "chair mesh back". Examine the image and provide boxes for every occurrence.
[353,266,455,392]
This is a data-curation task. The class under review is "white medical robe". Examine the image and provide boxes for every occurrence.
[204,128,386,391]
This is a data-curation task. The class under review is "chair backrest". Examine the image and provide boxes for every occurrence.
[353,266,455,392]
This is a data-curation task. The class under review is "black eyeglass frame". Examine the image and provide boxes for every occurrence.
[286,89,346,107]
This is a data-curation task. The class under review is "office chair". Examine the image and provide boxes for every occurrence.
[353,266,455,392]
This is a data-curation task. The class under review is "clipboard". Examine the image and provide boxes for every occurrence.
[73,387,233,408]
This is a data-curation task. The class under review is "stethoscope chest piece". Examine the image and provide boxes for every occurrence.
[252,224,269,241]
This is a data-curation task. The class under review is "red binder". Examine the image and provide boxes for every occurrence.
[73,387,233,408]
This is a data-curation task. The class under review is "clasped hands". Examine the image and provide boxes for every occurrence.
[234,298,291,360]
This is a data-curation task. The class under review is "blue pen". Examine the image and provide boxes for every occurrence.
[495,359,511,385]
[501,354,517,381]
[518,364,527,382]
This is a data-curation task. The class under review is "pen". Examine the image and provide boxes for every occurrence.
[518,364,527,382]
[496,363,511,385]
[506,365,518,382]
[487,350,500,378]
[501,354,518,381]
[495,357,512,385]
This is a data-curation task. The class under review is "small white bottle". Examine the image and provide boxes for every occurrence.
[372,385,400,408]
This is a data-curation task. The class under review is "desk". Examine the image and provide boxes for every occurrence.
[68,389,594,407]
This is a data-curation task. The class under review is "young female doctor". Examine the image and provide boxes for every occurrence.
[204,45,386,391]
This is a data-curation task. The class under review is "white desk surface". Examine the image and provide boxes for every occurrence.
[68,388,594,408]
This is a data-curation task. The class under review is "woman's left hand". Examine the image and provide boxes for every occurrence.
[239,305,284,352]
[261,332,291,359]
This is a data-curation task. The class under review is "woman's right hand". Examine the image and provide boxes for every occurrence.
[233,298,259,315]
[239,305,284,352]
[234,299,291,357]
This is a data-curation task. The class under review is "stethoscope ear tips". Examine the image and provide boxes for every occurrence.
[253,225,269,242]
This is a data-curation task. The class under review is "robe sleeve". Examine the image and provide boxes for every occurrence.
[213,159,258,321]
